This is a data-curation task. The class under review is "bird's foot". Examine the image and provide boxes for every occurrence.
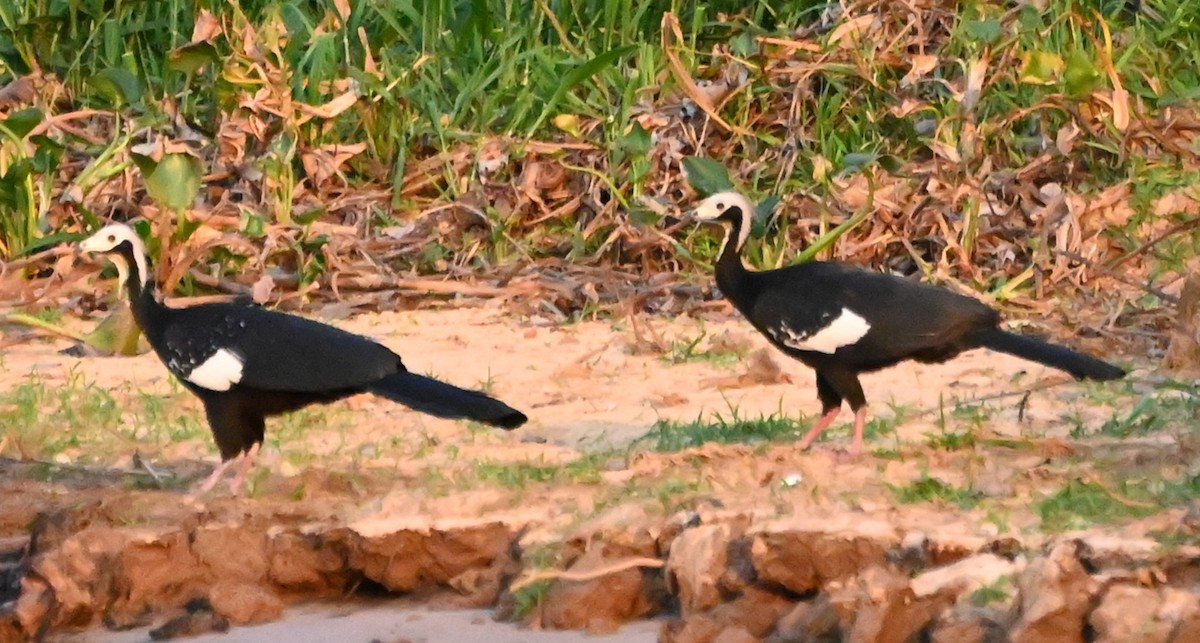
[832,445,865,463]
[187,459,235,499]
[798,408,842,451]
[226,443,261,497]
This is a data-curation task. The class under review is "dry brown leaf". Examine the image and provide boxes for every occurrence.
[300,142,367,185]
[828,14,878,49]
[963,57,988,111]
[251,275,276,304]
[296,91,359,122]
[902,55,938,88]
[1152,188,1200,218]
[331,0,351,22]
[190,9,222,43]
[660,12,750,136]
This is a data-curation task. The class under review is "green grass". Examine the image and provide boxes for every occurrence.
[889,474,982,510]
[1037,474,1200,532]
[636,409,804,452]
[660,328,746,366]
[969,576,1015,607]
[463,454,607,489]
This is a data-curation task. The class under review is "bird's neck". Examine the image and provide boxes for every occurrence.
[713,214,753,305]
[116,246,168,340]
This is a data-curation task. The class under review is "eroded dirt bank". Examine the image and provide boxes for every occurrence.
[2,308,1195,642]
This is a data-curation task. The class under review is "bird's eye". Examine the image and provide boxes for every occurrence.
[716,202,725,210]
[106,234,115,243]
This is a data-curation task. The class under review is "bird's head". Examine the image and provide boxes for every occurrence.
[79,223,150,290]
[690,191,755,253]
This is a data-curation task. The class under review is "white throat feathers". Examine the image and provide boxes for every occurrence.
[692,191,755,257]
[80,223,151,290]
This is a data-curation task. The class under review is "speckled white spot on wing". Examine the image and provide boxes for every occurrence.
[773,308,870,354]
[185,348,244,391]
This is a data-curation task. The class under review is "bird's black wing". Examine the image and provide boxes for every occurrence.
[744,263,866,355]
[158,303,402,392]
[748,262,997,359]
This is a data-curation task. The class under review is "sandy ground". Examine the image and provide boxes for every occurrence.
[68,604,661,643]
[1,305,1133,457]
[2,304,1159,641]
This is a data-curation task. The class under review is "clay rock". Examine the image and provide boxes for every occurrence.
[829,566,956,643]
[766,595,842,643]
[268,531,348,595]
[148,598,230,640]
[191,525,269,584]
[661,587,794,643]
[1008,541,1096,643]
[107,530,210,629]
[666,524,736,614]
[29,526,128,629]
[751,521,896,595]
[347,523,514,592]
[910,554,1018,601]
[208,581,284,626]
[712,626,758,643]
[537,547,660,632]
[1089,584,1200,643]
[928,606,1006,643]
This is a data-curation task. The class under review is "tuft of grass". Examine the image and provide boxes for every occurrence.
[1036,473,1200,532]
[969,576,1015,607]
[636,409,803,452]
[889,474,981,509]
[1070,387,1199,439]
[463,454,606,489]
[510,579,555,620]
[660,328,746,366]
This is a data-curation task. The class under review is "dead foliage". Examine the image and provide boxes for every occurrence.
[0,2,1195,353]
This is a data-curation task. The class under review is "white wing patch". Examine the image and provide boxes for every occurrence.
[185,348,245,391]
[771,308,871,354]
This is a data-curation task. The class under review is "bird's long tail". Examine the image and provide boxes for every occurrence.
[366,372,527,429]
[970,327,1125,381]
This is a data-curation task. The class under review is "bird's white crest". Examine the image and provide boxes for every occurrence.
[772,308,871,354]
[692,191,754,253]
[185,348,245,391]
[80,223,150,288]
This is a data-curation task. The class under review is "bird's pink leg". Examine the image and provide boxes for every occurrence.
[192,457,237,496]
[798,407,841,450]
[847,406,870,457]
[227,443,261,496]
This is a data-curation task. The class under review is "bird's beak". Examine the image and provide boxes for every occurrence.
[78,233,104,255]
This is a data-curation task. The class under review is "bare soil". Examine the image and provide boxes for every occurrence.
[2,306,1196,642]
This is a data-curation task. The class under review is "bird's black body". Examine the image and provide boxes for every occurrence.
[691,193,1124,452]
[81,227,526,491]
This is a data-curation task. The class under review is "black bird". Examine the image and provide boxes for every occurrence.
[79,223,527,494]
[688,191,1125,455]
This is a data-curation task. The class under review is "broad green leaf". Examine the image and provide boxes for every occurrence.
[841,152,879,174]
[962,19,1002,45]
[135,152,202,212]
[241,212,266,238]
[168,41,219,75]
[1,108,44,139]
[18,231,86,256]
[30,135,65,174]
[1020,51,1063,85]
[755,195,781,222]
[730,29,757,57]
[682,156,733,196]
[527,45,637,136]
[90,67,143,106]
[620,122,652,156]
[1063,48,1099,98]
